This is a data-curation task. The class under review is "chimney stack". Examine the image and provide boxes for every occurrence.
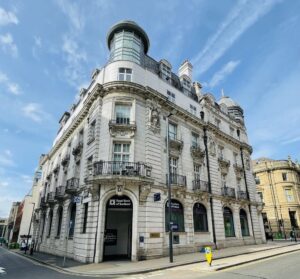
[179,60,193,80]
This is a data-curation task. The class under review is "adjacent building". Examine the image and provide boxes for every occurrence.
[33,20,265,263]
[7,202,21,243]
[0,218,8,240]
[253,157,300,238]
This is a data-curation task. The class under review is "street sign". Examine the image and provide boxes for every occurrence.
[171,223,178,231]
[73,196,82,203]
[204,246,213,266]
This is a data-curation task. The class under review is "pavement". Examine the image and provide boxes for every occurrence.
[10,240,300,277]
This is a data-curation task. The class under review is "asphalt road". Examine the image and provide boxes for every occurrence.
[1,246,300,279]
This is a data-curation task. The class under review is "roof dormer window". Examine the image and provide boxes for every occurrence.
[159,59,172,83]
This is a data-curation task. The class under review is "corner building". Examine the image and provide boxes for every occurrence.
[34,21,265,263]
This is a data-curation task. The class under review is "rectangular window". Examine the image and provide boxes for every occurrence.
[285,188,294,202]
[118,68,132,81]
[257,192,264,202]
[115,104,131,124]
[218,146,224,159]
[282,173,287,181]
[169,157,177,174]
[191,133,199,148]
[82,203,88,233]
[168,123,177,140]
[194,164,201,180]
[233,152,238,164]
[87,156,93,176]
[190,104,196,115]
[113,143,130,162]
[167,90,175,102]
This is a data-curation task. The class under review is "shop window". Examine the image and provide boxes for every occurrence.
[82,203,89,233]
[224,207,235,237]
[193,203,208,232]
[240,209,250,236]
[47,209,53,237]
[165,199,185,232]
[56,206,63,238]
[68,203,76,238]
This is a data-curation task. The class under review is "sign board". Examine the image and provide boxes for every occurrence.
[73,196,82,204]
[107,196,132,209]
[154,193,161,202]
[104,229,117,246]
[82,197,91,204]
[171,223,179,231]
[150,233,160,238]
[173,235,180,244]
[204,246,213,266]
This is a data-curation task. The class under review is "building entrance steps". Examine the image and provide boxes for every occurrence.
[14,241,300,276]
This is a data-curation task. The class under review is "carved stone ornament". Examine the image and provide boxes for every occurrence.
[139,185,151,203]
[149,106,161,134]
[208,137,216,156]
[116,183,124,196]
[233,163,244,179]
[109,121,136,138]
[218,157,231,175]
[190,146,205,164]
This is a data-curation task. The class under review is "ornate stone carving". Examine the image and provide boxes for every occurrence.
[149,106,161,134]
[190,146,205,164]
[208,137,216,156]
[218,157,230,174]
[109,120,136,138]
[233,163,244,179]
[139,185,151,203]
[116,183,125,196]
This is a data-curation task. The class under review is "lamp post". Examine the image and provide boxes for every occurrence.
[25,202,35,254]
[200,111,217,249]
[166,112,173,263]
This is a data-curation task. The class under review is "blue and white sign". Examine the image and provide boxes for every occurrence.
[73,196,82,203]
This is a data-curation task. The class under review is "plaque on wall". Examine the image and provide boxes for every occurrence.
[107,195,133,209]
[150,233,160,238]
[104,229,117,246]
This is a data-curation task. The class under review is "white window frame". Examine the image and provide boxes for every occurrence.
[194,164,201,180]
[169,157,178,174]
[115,104,132,124]
[113,142,131,162]
[190,104,196,115]
[191,133,199,148]
[168,123,177,140]
[285,188,294,202]
[118,68,132,82]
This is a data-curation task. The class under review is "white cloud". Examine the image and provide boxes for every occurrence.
[62,36,87,86]
[0,149,14,167]
[56,0,85,31]
[0,33,18,58]
[22,103,45,123]
[208,60,240,88]
[0,71,21,95]
[0,6,18,26]
[192,0,280,77]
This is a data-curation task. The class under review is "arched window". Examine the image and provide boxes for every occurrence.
[68,203,76,238]
[193,203,208,232]
[47,209,53,237]
[56,206,63,237]
[223,207,235,237]
[165,199,184,232]
[41,213,46,239]
[240,209,250,236]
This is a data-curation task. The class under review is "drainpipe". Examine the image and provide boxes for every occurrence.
[201,111,217,249]
[93,184,101,263]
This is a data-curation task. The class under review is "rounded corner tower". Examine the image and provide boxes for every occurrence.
[106,20,150,65]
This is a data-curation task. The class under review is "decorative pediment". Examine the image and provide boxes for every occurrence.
[190,146,205,163]
[109,120,137,138]
[218,157,230,174]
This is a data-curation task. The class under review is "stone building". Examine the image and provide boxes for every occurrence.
[0,218,8,240]
[33,20,265,263]
[7,202,21,243]
[253,157,300,238]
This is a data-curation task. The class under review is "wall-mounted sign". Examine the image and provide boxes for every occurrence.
[104,229,117,246]
[73,196,82,204]
[150,233,160,238]
[166,199,183,210]
[107,195,132,209]
[154,193,161,202]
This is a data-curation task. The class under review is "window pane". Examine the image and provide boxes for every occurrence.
[114,144,121,152]
[165,199,185,232]
[224,207,235,237]
[123,144,130,153]
[193,203,208,232]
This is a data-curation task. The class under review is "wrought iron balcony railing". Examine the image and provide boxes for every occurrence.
[66,178,79,193]
[55,186,65,199]
[168,173,186,187]
[46,192,56,203]
[237,190,248,200]
[221,186,236,198]
[193,179,209,192]
[109,119,136,126]
[94,161,152,177]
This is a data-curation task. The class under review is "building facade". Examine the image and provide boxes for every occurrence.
[253,157,300,238]
[7,202,21,243]
[33,20,265,263]
[0,218,8,240]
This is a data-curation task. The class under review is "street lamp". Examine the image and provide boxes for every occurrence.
[25,202,35,254]
[166,110,176,263]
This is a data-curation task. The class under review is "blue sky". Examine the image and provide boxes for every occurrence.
[0,0,300,217]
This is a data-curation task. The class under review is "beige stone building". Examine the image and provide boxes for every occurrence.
[32,20,265,263]
[253,157,300,238]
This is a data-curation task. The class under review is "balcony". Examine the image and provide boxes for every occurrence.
[55,186,65,200]
[46,192,56,204]
[109,119,136,138]
[94,161,152,178]
[72,141,83,157]
[66,178,79,194]
[190,145,205,161]
[61,154,70,166]
[237,190,249,200]
[221,186,236,199]
[193,179,209,192]
[169,173,186,187]
[218,156,230,174]
[40,197,47,208]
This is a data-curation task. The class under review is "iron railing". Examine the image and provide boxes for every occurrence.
[168,173,186,186]
[66,178,79,193]
[93,161,152,177]
[55,186,65,199]
[109,119,136,125]
[46,192,56,203]
[237,190,248,200]
[193,179,209,192]
[221,186,236,198]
